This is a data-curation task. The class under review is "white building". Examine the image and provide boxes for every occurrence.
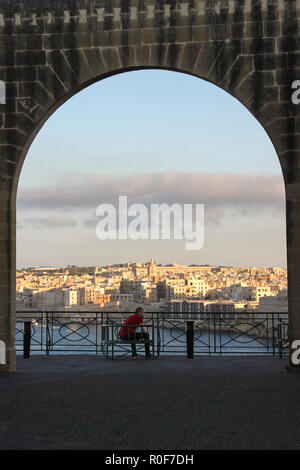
[63,289,78,307]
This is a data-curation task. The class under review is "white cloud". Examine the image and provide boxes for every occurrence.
[22,216,78,229]
[17,171,285,224]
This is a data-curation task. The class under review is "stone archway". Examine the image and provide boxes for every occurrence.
[0,0,299,372]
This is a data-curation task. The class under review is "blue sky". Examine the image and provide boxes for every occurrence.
[17,70,286,268]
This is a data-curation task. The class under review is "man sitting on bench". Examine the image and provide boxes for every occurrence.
[118,307,153,358]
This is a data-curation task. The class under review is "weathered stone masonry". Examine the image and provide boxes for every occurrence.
[0,0,299,371]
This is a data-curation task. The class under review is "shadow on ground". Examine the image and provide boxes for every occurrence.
[0,355,298,450]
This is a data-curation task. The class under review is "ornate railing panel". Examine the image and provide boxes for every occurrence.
[16,311,289,357]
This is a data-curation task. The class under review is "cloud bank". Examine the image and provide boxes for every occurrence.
[17,171,285,225]
[22,216,78,229]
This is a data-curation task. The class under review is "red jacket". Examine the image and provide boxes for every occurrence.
[118,313,143,337]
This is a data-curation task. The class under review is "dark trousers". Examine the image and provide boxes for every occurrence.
[121,332,150,355]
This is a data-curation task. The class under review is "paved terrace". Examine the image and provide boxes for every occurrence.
[0,355,299,450]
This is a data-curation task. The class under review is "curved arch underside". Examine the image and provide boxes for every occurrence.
[0,0,299,371]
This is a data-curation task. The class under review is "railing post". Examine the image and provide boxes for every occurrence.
[156,312,160,357]
[278,319,283,359]
[151,316,155,357]
[272,313,275,357]
[186,320,194,359]
[213,313,217,354]
[23,321,32,359]
[46,312,50,356]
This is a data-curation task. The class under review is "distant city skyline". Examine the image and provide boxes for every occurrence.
[16,70,286,268]
[17,260,286,270]
[17,259,287,313]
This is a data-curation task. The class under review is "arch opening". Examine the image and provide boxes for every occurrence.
[16,69,287,358]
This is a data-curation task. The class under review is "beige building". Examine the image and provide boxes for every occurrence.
[79,287,95,305]
[255,286,272,302]
[140,287,158,303]
[110,293,134,302]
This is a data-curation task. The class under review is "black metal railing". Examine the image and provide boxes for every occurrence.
[15,311,290,358]
[150,312,289,357]
[16,311,102,355]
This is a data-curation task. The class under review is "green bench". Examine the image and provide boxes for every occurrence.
[101,323,155,360]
